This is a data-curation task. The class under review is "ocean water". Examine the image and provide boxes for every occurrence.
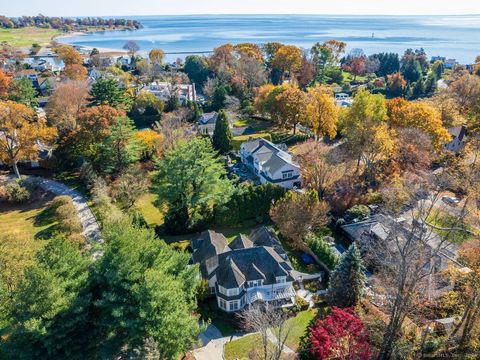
[58,15,480,64]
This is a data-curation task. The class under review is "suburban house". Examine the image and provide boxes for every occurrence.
[138,81,196,104]
[445,125,467,153]
[191,226,299,312]
[240,138,301,189]
[197,111,235,136]
[444,59,458,69]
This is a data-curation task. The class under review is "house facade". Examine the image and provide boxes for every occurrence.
[138,82,196,104]
[445,125,467,153]
[191,227,297,312]
[240,138,301,189]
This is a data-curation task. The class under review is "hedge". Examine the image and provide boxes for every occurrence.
[214,183,285,226]
[305,233,339,270]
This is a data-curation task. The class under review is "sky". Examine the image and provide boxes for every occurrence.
[2,0,480,17]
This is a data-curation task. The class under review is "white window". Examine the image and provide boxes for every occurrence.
[229,301,240,311]
[282,171,293,179]
[218,285,227,295]
[227,288,239,296]
[276,277,286,284]
[219,298,226,310]
[248,280,262,287]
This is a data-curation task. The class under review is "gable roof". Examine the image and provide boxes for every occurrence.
[229,234,254,250]
[216,246,293,288]
[217,258,246,288]
[198,112,218,125]
[448,126,467,140]
[191,230,230,264]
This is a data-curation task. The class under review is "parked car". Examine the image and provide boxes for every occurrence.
[442,196,460,206]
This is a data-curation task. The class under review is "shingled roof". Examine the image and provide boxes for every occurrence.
[229,234,254,250]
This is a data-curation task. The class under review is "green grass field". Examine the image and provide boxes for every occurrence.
[224,333,277,360]
[279,309,317,350]
[0,27,62,48]
[0,195,57,241]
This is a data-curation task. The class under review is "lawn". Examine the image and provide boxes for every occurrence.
[280,309,317,350]
[136,192,165,227]
[426,209,477,244]
[233,117,273,131]
[0,194,57,241]
[0,27,62,48]
[224,333,277,360]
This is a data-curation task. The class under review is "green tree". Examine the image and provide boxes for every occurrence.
[211,84,228,111]
[95,218,201,358]
[424,72,437,95]
[130,91,164,127]
[90,78,127,108]
[411,79,426,99]
[401,58,422,83]
[212,110,232,153]
[184,55,210,88]
[3,238,91,360]
[154,137,233,233]
[99,116,141,174]
[7,78,37,107]
[328,244,366,308]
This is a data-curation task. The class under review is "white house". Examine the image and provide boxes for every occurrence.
[240,138,301,189]
[138,81,196,104]
[191,227,297,312]
[445,126,467,153]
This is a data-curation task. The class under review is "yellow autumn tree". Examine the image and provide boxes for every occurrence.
[387,98,451,149]
[275,86,308,133]
[341,89,394,175]
[0,100,57,178]
[135,129,164,159]
[272,45,302,81]
[306,85,338,140]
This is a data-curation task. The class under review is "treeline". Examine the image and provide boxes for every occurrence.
[0,15,142,30]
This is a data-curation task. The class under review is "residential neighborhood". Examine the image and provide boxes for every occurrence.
[0,7,480,360]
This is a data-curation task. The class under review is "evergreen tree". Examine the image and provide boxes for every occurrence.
[401,58,422,83]
[212,110,233,153]
[327,244,366,308]
[2,238,91,360]
[90,78,127,108]
[155,137,233,233]
[411,79,426,99]
[424,72,437,95]
[99,116,142,174]
[7,77,38,107]
[94,218,201,358]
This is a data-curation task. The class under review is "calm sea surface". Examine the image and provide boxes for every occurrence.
[58,15,480,63]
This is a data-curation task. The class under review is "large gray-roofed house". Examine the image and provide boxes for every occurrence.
[191,226,297,312]
[240,138,301,189]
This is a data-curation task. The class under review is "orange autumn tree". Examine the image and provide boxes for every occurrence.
[56,44,83,65]
[64,64,88,80]
[387,98,451,149]
[0,69,11,99]
[0,100,57,178]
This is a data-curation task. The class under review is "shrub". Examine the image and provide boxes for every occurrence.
[214,183,285,226]
[58,217,83,234]
[5,180,32,203]
[67,233,87,248]
[50,195,71,209]
[0,185,8,201]
[306,233,339,270]
[55,203,77,221]
[346,204,371,221]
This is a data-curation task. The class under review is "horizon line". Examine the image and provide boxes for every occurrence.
[5,13,480,17]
